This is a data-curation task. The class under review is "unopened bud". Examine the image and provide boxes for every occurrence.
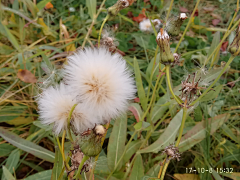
[228,25,240,56]
[166,13,188,36]
[78,125,106,157]
[156,29,174,64]
[108,0,130,16]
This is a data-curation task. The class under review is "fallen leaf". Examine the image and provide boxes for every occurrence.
[127,11,133,18]
[211,13,222,20]
[194,9,199,16]
[180,7,188,13]
[212,19,221,26]
[174,174,200,180]
[17,69,37,83]
[45,2,54,9]
[132,9,146,23]
[203,7,215,12]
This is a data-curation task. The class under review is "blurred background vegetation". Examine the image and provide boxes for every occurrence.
[0,0,239,179]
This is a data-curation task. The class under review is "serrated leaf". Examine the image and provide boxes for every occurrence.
[2,166,15,180]
[23,170,52,180]
[0,127,55,163]
[2,149,20,180]
[107,114,127,171]
[129,154,144,180]
[178,114,229,152]
[86,0,96,19]
[134,57,147,111]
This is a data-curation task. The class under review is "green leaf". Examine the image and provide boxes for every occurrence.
[199,85,223,102]
[2,149,20,180]
[146,164,160,177]
[214,150,240,167]
[222,124,240,143]
[86,0,96,19]
[0,21,20,51]
[23,170,52,180]
[123,140,143,164]
[207,31,220,65]
[2,166,15,180]
[95,156,111,174]
[129,154,144,180]
[178,114,229,152]
[134,57,147,111]
[51,145,63,180]
[139,108,194,154]
[36,0,51,10]
[0,127,55,163]
[107,114,127,171]
[0,144,15,157]
[118,13,135,25]
[146,53,160,81]
[134,121,150,131]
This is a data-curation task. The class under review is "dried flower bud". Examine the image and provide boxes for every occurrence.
[100,29,119,51]
[78,125,106,157]
[166,13,188,36]
[156,29,174,64]
[108,0,130,16]
[228,25,240,56]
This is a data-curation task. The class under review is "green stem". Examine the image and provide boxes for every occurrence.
[190,55,235,106]
[74,155,90,179]
[160,107,187,180]
[98,14,110,47]
[166,65,182,105]
[174,0,201,53]
[106,131,137,180]
[67,104,77,142]
[165,0,174,22]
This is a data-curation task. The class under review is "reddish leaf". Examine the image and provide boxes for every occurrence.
[127,11,133,18]
[132,9,146,23]
[212,19,221,26]
[129,106,140,122]
[127,0,135,5]
[194,9,199,16]
[45,2,53,9]
[211,13,222,20]
[17,69,37,83]
[134,97,140,102]
[179,7,188,13]
[220,41,228,52]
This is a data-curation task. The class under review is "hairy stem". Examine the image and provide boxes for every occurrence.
[67,104,77,142]
[165,0,174,22]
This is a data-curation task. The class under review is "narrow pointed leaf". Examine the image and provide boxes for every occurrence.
[129,154,144,180]
[134,57,147,111]
[23,170,52,180]
[2,166,15,180]
[0,127,55,163]
[107,114,127,171]
[51,146,63,180]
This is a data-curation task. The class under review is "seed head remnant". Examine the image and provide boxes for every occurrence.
[160,144,181,162]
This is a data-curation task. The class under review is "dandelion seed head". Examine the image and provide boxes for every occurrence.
[37,83,98,135]
[64,47,136,120]
[139,19,161,33]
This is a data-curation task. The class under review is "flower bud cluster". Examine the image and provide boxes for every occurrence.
[108,0,130,16]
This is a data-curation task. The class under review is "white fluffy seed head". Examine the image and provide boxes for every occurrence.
[95,125,106,135]
[37,83,99,135]
[64,47,136,121]
[139,19,161,33]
